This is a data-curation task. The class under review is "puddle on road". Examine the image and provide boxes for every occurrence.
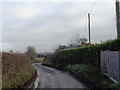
[34,77,39,88]
[33,68,41,88]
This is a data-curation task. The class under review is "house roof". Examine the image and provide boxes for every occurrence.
[63,45,81,50]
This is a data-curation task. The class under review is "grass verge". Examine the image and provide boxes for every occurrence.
[2,67,36,88]
[36,58,44,63]
[66,64,114,88]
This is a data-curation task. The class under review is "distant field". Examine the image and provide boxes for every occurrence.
[36,58,44,63]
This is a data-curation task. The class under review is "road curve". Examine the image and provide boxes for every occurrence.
[33,63,86,88]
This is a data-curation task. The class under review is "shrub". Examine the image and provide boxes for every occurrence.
[48,38,120,88]
[2,52,36,88]
[66,64,114,88]
[54,38,120,69]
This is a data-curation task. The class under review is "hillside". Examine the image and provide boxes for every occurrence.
[2,52,36,88]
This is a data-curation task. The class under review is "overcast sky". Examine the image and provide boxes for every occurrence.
[0,0,118,53]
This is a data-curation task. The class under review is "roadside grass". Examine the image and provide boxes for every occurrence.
[42,62,54,67]
[2,67,36,88]
[0,75,1,89]
[65,64,114,88]
[43,62,120,89]
[41,38,120,89]
[2,53,37,88]
[35,58,44,63]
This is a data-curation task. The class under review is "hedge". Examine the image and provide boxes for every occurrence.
[2,53,36,88]
[43,38,120,88]
[66,64,114,88]
[54,38,120,69]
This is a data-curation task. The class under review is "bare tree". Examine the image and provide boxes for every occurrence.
[54,45,67,52]
[25,46,37,61]
[69,33,88,46]
[80,37,88,46]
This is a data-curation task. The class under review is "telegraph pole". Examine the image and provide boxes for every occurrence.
[88,13,91,44]
[116,0,120,38]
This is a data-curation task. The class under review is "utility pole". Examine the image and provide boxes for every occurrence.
[116,0,120,38]
[88,13,91,44]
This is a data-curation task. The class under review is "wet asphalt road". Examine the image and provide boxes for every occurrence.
[33,63,86,88]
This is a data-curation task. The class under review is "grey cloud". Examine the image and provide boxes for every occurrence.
[2,2,117,53]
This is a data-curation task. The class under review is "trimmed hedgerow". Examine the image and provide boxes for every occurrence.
[44,38,120,88]
[54,38,120,69]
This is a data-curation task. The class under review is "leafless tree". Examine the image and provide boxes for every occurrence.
[69,33,88,46]
[54,45,67,52]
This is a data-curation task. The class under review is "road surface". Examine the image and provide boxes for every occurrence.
[33,63,86,88]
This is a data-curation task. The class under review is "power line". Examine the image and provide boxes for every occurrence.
[78,1,98,41]
[89,0,98,13]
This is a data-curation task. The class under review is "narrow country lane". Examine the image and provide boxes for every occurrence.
[33,63,86,88]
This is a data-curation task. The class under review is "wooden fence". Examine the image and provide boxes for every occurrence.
[101,51,120,83]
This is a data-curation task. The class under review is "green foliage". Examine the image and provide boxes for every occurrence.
[48,38,120,88]
[43,62,54,66]
[112,84,120,90]
[25,46,37,61]
[56,38,120,69]
[34,58,44,63]
[66,64,114,88]
[2,52,36,88]
[2,67,36,88]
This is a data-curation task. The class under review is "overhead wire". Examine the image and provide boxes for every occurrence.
[84,0,98,26]
[77,0,98,39]
[89,0,98,13]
